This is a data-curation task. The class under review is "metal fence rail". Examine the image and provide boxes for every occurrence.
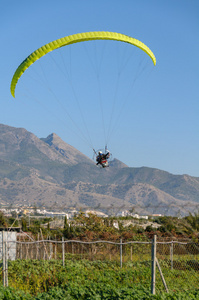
[0,232,199,295]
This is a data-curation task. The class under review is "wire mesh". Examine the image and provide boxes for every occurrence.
[156,240,199,293]
[0,236,198,295]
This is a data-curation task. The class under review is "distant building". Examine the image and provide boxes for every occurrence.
[116,210,148,220]
[150,214,162,218]
[132,214,148,220]
[44,211,69,218]
[67,210,78,219]
[116,210,129,217]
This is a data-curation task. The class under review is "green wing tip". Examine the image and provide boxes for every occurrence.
[10,87,15,98]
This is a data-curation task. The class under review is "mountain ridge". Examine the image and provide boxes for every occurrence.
[0,123,198,216]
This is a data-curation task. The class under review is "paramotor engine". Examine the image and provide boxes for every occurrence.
[94,147,112,168]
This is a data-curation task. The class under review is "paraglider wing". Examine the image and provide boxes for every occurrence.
[10,31,156,97]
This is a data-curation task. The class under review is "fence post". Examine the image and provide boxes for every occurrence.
[50,242,53,259]
[156,258,169,293]
[2,231,8,287]
[62,237,65,267]
[151,234,157,295]
[170,241,173,270]
[120,239,122,268]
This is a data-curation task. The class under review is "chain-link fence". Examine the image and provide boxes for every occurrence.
[156,239,199,294]
[15,239,152,265]
[0,232,199,295]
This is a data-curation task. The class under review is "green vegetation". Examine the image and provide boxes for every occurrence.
[0,211,199,242]
[185,211,199,232]
[0,259,198,299]
[0,212,198,299]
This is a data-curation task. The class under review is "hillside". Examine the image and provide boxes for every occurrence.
[0,123,199,216]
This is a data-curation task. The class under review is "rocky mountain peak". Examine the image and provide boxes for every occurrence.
[42,133,60,146]
[0,123,199,216]
[41,133,92,165]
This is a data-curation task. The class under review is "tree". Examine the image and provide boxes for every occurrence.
[63,215,72,238]
[21,218,27,231]
[186,211,199,231]
[0,212,7,227]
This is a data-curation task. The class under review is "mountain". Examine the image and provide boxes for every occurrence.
[41,133,92,165]
[0,123,198,216]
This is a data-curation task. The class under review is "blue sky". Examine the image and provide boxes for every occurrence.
[1,0,199,177]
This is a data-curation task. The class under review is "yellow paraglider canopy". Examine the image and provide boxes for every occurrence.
[10,31,156,97]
